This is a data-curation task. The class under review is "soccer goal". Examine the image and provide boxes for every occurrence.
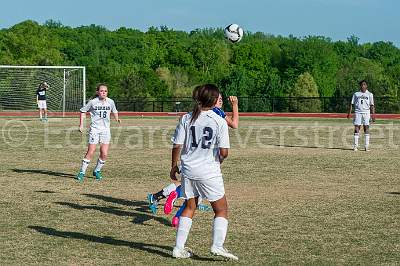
[0,65,86,116]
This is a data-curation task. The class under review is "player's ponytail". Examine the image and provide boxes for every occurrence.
[190,84,220,124]
[191,85,202,124]
[192,85,201,101]
[191,101,202,124]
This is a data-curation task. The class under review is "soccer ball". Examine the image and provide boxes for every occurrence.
[224,24,244,43]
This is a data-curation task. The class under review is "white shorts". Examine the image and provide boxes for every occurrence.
[353,113,370,126]
[88,129,111,144]
[37,100,47,109]
[181,175,225,202]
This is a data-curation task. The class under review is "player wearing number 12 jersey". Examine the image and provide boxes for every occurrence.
[146,93,239,217]
[76,83,121,182]
[170,84,238,260]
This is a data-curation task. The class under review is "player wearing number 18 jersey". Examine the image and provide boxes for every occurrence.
[347,80,375,151]
[76,84,121,182]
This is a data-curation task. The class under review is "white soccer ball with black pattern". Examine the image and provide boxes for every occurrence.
[224,24,244,43]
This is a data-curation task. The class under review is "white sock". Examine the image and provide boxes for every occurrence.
[39,112,42,119]
[212,217,228,248]
[365,134,370,148]
[94,158,105,172]
[80,159,90,174]
[162,183,177,197]
[175,216,192,249]
[354,133,360,148]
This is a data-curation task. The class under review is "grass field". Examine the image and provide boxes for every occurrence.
[1,116,400,265]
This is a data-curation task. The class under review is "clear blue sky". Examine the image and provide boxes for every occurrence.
[1,0,399,46]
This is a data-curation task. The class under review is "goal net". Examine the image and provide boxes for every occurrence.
[0,66,86,116]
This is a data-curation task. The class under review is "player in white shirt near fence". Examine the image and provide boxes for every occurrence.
[170,84,238,260]
[76,84,121,182]
[347,80,376,151]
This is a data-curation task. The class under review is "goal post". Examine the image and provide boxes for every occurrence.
[0,65,86,116]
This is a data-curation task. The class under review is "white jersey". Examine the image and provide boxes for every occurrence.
[351,90,374,114]
[172,110,230,180]
[80,97,118,130]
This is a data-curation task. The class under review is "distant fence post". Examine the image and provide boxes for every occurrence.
[271,98,274,112]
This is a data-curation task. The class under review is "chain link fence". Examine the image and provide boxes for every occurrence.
[115,97,400,113]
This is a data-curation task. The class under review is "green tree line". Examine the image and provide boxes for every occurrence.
[1,20,400,111]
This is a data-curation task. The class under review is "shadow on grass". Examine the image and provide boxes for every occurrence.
[386,192,400,195]
[28,225,171,257]
[12,168,75,179]
[83,193,147,207]
[56,201,171,226]
[35,190,56,194]
[28,226,218,261]
[82,194,165,222]
[266,144,352,151]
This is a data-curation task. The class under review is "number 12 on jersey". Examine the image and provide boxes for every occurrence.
[190,126,213,149]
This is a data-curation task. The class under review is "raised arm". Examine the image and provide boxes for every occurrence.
[225,96,239,129]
